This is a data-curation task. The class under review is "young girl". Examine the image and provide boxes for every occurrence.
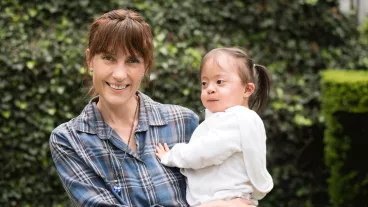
[156,47,274,206]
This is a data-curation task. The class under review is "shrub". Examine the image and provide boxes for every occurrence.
[321,70,368,207]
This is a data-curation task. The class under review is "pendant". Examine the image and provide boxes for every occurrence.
[113,185,122,194]
[112,180,122,195]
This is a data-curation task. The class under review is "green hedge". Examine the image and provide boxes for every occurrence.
[321,70,368,207]
[1,0,368,206]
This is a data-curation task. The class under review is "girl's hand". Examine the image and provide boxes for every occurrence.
[156,143,170,160]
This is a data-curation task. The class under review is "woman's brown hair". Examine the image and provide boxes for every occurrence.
[85,9,154,96]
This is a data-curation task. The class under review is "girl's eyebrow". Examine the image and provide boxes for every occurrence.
[201,73,228,79]
[213,74,228,79]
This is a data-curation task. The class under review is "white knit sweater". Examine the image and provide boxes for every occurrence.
[161,105,273,206]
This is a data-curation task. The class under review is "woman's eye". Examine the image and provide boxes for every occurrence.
[217,80,224,84]
[102,55,114,61]
[127,58,140,63]
[202,82,207,86]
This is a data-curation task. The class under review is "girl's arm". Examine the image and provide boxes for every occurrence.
[236,110,273,199]
[157,112,242,169]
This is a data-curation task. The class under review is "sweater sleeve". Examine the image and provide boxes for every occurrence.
[160,112,242,169]
[236,110,273,200]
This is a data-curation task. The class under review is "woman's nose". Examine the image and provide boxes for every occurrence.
[112,65,128,81]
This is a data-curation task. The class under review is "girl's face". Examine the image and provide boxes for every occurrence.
[200,55,250,113]
[87,49,145,108]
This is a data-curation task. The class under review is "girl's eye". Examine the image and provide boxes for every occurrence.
[202,82,207,86]
[102,55,114,61]
[127,57,140,63]
[217,80,224,84]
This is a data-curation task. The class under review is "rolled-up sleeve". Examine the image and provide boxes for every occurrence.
[50,125,127,207]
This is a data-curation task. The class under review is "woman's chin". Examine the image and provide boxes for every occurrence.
[99,95,131,107]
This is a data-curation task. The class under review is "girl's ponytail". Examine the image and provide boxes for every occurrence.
[250,64,271,114]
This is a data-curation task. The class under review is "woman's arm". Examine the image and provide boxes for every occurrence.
[50,125,128,207]
[197,198,255,207]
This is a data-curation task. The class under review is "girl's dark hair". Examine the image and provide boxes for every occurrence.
[200,47,271,114]
[86,9,154,96]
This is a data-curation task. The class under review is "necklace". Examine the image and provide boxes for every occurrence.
[107,95,140,195]
[123,95,140,159]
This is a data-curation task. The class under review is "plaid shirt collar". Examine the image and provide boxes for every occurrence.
[73,91,168,139]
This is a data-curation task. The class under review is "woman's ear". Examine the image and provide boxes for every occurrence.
[86,49,93,71]
[244,83,255,98]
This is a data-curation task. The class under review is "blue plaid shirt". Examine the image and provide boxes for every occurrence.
[50,92,199,207]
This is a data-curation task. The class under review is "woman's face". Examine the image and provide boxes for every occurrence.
[87,49,145,107]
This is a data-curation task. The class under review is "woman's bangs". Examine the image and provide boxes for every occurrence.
[103,20,145,57]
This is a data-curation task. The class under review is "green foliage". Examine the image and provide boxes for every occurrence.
[0,0,132,206]
[321,70,368,207]
[1,0,368,206]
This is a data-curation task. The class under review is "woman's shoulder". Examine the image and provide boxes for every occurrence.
[155,102,199,124]
[49,119,74,148]
[50,102,94,141]
[139,92,199,122]
[165,104,198,118]
[50,116,80,139]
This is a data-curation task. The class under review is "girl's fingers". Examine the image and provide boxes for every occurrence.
[164,143,169,151]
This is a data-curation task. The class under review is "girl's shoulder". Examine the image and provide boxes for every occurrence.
[225,105,263,125]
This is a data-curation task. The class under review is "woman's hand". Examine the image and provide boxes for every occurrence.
[156,143,170,160]
[197,198,254,207]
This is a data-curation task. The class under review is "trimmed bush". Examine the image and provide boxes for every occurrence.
[321,70,368,207]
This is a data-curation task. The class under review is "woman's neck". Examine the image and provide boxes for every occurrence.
[96,95,139,127]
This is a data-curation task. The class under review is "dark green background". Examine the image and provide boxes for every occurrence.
[1,0,367,206]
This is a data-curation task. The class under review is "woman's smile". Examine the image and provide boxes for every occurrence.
[107,82,130,90]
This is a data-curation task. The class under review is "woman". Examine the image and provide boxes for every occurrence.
[50,9,253,206]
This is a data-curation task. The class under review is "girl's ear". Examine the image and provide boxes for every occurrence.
[86,49,93,71]
[244,83,255,98]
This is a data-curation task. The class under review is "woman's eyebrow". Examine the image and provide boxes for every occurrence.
[102,51,115,56]
[128,53,143,58]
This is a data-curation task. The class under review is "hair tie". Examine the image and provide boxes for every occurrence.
[253,64,257,81]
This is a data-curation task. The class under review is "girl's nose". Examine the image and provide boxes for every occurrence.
[207,85,215,94]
